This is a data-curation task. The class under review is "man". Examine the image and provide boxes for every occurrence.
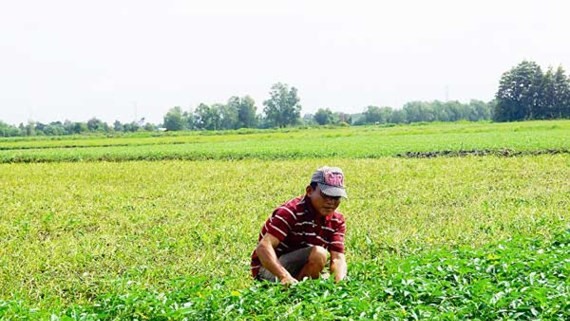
[251,166,348,285]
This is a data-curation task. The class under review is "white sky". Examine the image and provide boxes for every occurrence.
[1,0,569,125]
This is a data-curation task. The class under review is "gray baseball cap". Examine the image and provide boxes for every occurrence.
[310,166,348,198]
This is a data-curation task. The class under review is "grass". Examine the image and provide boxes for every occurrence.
[0,121,569,319]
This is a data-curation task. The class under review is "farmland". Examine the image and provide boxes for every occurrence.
[1,121,569,163]
[0,120,569,320]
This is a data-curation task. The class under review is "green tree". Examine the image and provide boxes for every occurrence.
[389,109,406,124]
[113,120,124,132]
[62,121,87,134]
[43,122,66,135]
[314,108,334,125]
[538,67,556,120]
[302,113,316,125]
[228,96,258,128]
[467,100,492,121]
[552,66,570,118]
[363,106,392,124]
[163,106,186,131]
[445,101,469,121]
[143,123,157,131]
[194,103,222,130]
[432,101,450,121]
[182,110,195,130]
[403,101,435,123]
[62,120,72,134]
[363,106,381,123]
[34,122,48,135]
[335,112,352,125]
[263,83,301,127]
[24,121,36,136]
[123,121,141,132]
[218,103,238,130]
[87,117,108,132]
[494,60,543,122]
[75,122,88,134]
[0,121,21,136]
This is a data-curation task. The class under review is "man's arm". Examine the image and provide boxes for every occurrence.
[256,233,298,285]
[330,251,347,282]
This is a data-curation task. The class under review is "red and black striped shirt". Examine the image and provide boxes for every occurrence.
[250,195,346,278]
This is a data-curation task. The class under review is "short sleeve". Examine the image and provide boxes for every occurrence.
[328,217,346,253]
[264,206,297,242]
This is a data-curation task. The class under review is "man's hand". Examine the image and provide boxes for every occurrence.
[280,274,298,286]
[257,234,299,286]
[330,251,347,283]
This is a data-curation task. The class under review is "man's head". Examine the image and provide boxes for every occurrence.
[307,166,347,216]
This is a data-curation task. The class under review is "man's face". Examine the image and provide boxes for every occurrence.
[307,185,341,217]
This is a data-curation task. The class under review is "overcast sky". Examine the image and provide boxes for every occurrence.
[1,0,569,125]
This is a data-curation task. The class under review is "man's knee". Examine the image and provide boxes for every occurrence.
[308,246,327,267]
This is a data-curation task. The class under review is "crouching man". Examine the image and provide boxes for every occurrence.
[251,166,348,285]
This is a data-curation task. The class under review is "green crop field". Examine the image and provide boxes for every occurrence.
[1,121,569,163]
[1,120,569,320]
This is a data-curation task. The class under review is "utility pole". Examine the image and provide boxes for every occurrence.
[133,101,138,122]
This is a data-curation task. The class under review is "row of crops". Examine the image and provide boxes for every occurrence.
[1,121,568,163]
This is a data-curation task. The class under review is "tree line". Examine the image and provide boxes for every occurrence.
[1,61,569,137]
[0,118,156,137]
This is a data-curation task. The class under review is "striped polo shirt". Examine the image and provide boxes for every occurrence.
[250,195,346,278]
